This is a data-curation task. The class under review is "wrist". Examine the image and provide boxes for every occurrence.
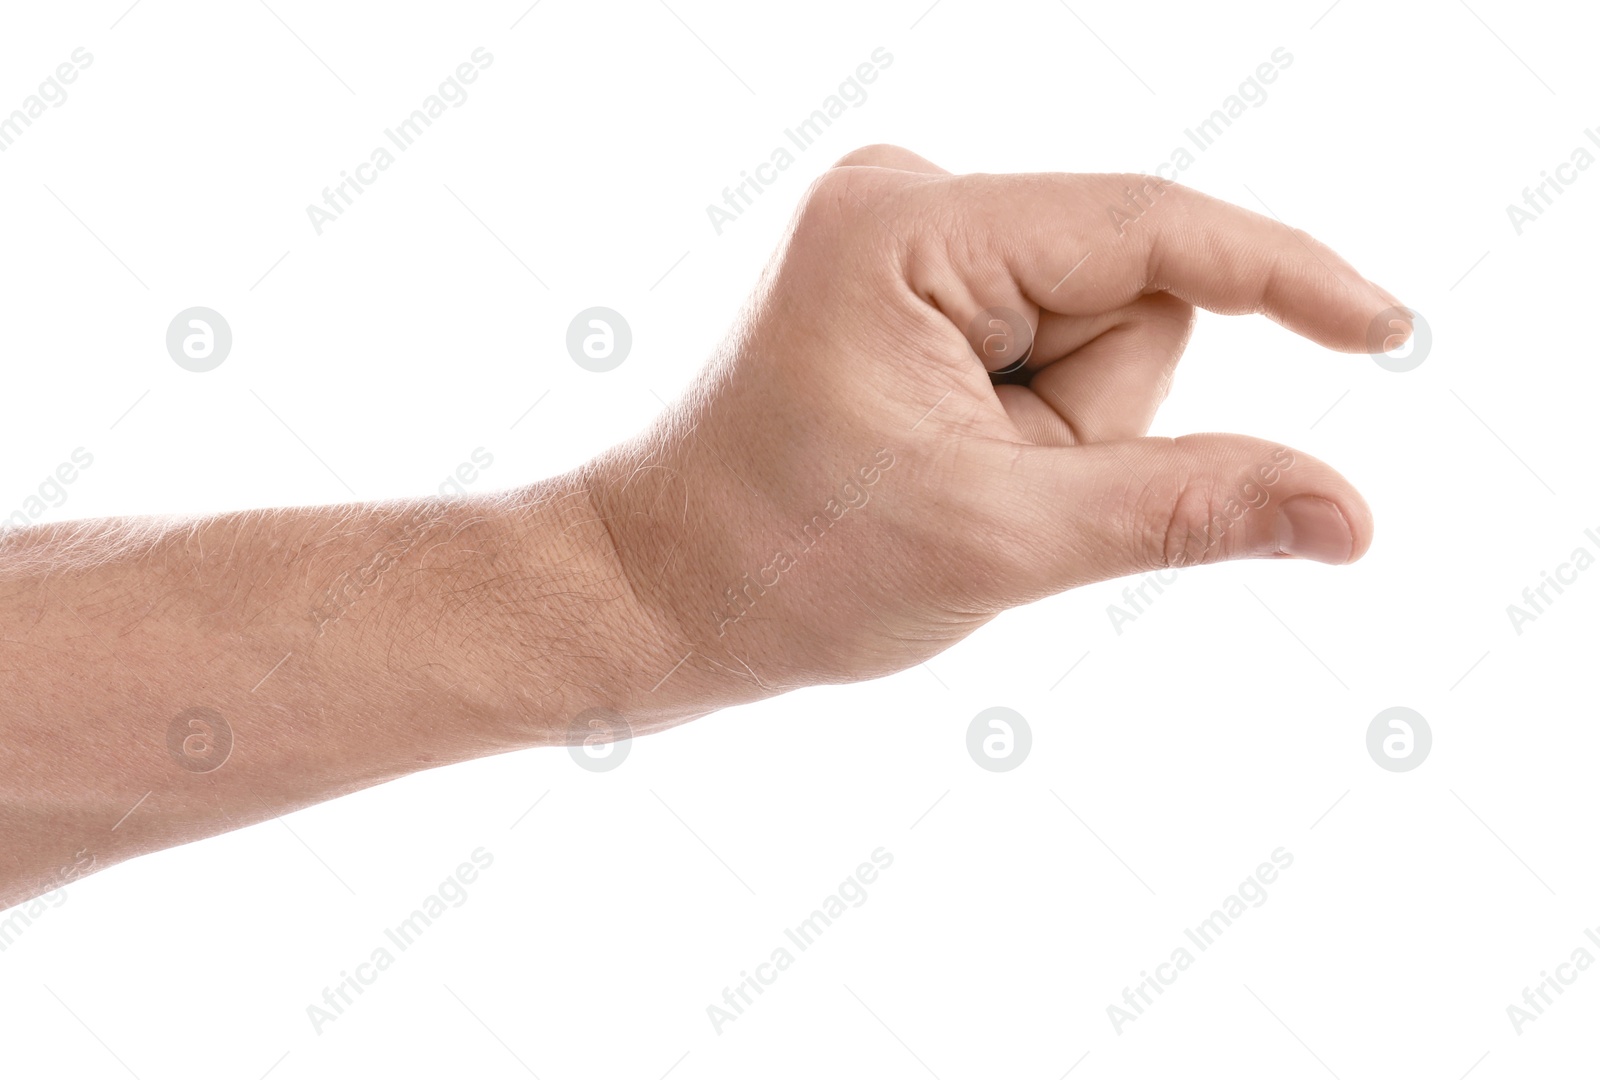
[483,466,710,746]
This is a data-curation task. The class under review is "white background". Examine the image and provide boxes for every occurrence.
[0,0,1595,1076]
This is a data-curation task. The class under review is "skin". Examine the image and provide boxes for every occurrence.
[0,145,1404,908]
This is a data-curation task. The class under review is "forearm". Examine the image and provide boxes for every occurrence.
[0,468,660,907]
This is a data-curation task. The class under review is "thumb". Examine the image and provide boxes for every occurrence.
[1003,434,1374,594]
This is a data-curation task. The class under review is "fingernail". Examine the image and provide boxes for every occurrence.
[1275,496,1354,564]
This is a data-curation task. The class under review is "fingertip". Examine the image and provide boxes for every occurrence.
[1359,280,1414,357]
[1342,487,1375,563]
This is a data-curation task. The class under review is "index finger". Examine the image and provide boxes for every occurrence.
[913,171,1408,354]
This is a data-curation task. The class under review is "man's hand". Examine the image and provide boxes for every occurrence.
[0,146,1405,905]
[591,145,1401,725]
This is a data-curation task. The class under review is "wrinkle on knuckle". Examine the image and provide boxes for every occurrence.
[1157,473,1219,570]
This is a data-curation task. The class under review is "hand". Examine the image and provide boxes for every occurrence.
[0,146,1407,905]
[591,144,1404,724]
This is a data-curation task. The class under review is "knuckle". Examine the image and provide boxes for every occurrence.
[799,165,870,214]
[830,142,911,170]
[1287,225,1321,250]
[1158,475,1229,569]
[1116,171,1182,204]
[794,165,912,248]
[792,168,860,236]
